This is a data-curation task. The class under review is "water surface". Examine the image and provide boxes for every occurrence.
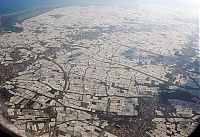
[0,0,197,16]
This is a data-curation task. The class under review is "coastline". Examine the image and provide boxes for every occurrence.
[0,4,68,18]
[0,4,68,33]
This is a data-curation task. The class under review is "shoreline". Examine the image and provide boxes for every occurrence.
[0,4,69,33]
[0,3,142,19]
[0,4,68,18]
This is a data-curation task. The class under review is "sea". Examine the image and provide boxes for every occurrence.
[0,0,138,16]
[0,0,197,16]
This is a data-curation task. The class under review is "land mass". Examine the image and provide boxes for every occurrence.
[0,5,199,137]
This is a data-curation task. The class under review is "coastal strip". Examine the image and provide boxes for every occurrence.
[0,5,68,34]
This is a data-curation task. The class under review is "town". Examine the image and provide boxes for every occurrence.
[0,5,199,137]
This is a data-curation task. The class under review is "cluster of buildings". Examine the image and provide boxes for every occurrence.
[0,4,199,137]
